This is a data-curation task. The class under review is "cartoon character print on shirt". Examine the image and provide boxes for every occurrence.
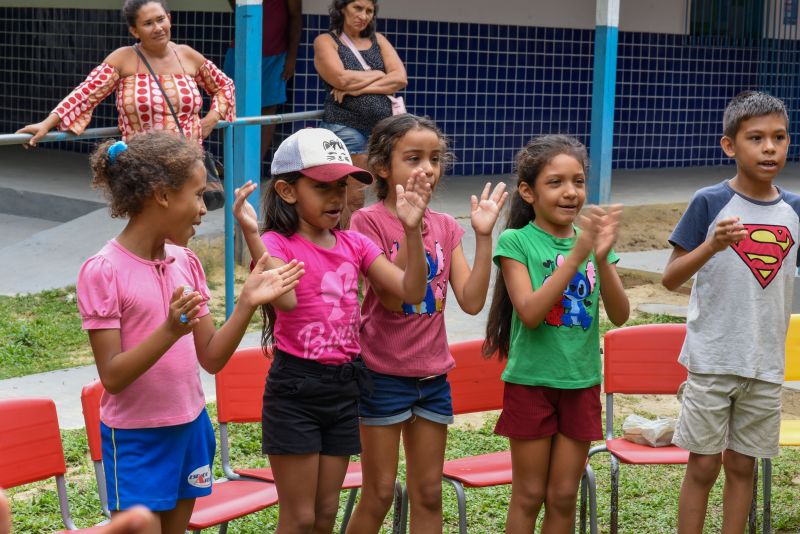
[387,239,446,315]
[298,262,360,359]
[542,254,596,330]
[730,224,795,289]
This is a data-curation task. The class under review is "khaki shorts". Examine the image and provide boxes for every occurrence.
[672,372,782,458]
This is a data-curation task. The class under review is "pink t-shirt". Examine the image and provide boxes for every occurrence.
[350,204,465,377]
[77,240,210,429]
[262,229,383,365]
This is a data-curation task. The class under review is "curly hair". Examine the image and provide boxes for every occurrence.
[122,0,169,27]
[367,114,454,200]
[89,132,203,218]
[328,0,378,38]
[483,135,588,360]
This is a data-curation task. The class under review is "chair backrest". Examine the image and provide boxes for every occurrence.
[448,339,506,415]
[0,398,66,488]
[603,323,688,395]
[216,346,271,424]
[786,314,800,381]
[81,380,105,462]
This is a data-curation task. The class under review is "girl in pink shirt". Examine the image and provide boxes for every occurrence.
[345,114,508,534]
[77,132,302,533]
[233,127,431,534]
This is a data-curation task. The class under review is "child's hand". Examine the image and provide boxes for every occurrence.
[708,216,748,252]
[166,286,205,336]
[595,204,623,261]
[239,252,305,309]
[396,168,433,232]
[573,206,603,262]
[233,181,260,236]
[470,182,509,236]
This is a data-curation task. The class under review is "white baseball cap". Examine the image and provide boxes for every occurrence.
[271,128,373,184]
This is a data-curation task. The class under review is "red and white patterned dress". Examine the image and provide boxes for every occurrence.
[52,49,235,145]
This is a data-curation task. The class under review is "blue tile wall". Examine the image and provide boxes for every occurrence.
[2,7,798,174]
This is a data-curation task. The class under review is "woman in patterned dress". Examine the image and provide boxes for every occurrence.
[16,0,234,148]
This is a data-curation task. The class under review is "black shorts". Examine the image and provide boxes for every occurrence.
[262,349,367,456]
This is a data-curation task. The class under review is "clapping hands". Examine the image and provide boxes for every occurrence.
[575,204,623,262]
[396,167,433,232]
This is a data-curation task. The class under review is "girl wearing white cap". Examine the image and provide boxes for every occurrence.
[234,127,430,533]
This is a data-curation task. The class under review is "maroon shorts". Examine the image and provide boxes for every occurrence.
[494,383,602,442]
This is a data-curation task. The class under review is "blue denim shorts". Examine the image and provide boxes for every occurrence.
[359,369,454,426]
[319,121,370,155]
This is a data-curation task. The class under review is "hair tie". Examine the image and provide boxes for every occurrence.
[108,140,128,163]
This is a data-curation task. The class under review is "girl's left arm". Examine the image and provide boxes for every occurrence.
[193,254,304,373]
[449,182,508,315]
[595,204,629,326]
[597,262,629,326]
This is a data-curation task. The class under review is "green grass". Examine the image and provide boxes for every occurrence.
[0,287,91,379]
[6,405,800,533]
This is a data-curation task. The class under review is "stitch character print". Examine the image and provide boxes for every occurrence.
[386,240,447,315]
[542,254,596,330]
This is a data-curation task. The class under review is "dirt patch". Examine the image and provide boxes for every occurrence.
[615,202,687,252]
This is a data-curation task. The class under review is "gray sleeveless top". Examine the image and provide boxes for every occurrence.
[322,33,392,132]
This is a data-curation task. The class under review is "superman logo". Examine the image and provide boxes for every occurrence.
[730,224,794,288]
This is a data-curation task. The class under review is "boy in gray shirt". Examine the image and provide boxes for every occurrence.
[663,91,800,533]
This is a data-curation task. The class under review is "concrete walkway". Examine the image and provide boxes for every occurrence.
[3,146,800,427]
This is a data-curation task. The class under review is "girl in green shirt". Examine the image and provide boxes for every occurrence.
[484,135,629,533]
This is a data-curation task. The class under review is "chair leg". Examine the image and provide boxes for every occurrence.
[218,522,228,534]
[340,488,359,534]
[748,459,759,534]
[610,456,619,534]
[586,464,598,534]
[400,484,409,534]
[579,471,588,534]
[763,458,772,534]
[444,478,468,534]
[392,480,405,534]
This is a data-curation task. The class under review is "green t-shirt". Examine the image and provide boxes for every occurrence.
[493,222,619,388]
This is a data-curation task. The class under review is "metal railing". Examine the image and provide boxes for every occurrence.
[0,109,324,317]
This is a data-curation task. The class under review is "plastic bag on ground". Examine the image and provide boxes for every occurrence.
[622,414,676,447]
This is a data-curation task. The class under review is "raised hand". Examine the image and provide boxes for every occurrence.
[233,181,260,236]
[239,252,304,309]
[595,204,623,261]
[470,182,509,236]
[708,216,748,252]
[396,167,433,231]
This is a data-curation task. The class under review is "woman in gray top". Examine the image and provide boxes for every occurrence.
[314,0,407,224]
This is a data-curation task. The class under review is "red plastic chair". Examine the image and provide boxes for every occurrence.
[215,346,370,533]
[0,397,108,532]
[423,339,597,534]
[81,380,279,533]
[590,323,689,534]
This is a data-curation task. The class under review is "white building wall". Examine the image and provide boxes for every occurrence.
[2,0,688,34]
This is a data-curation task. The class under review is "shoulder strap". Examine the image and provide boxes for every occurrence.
[338,33,371,71]
[132,45,185,137]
